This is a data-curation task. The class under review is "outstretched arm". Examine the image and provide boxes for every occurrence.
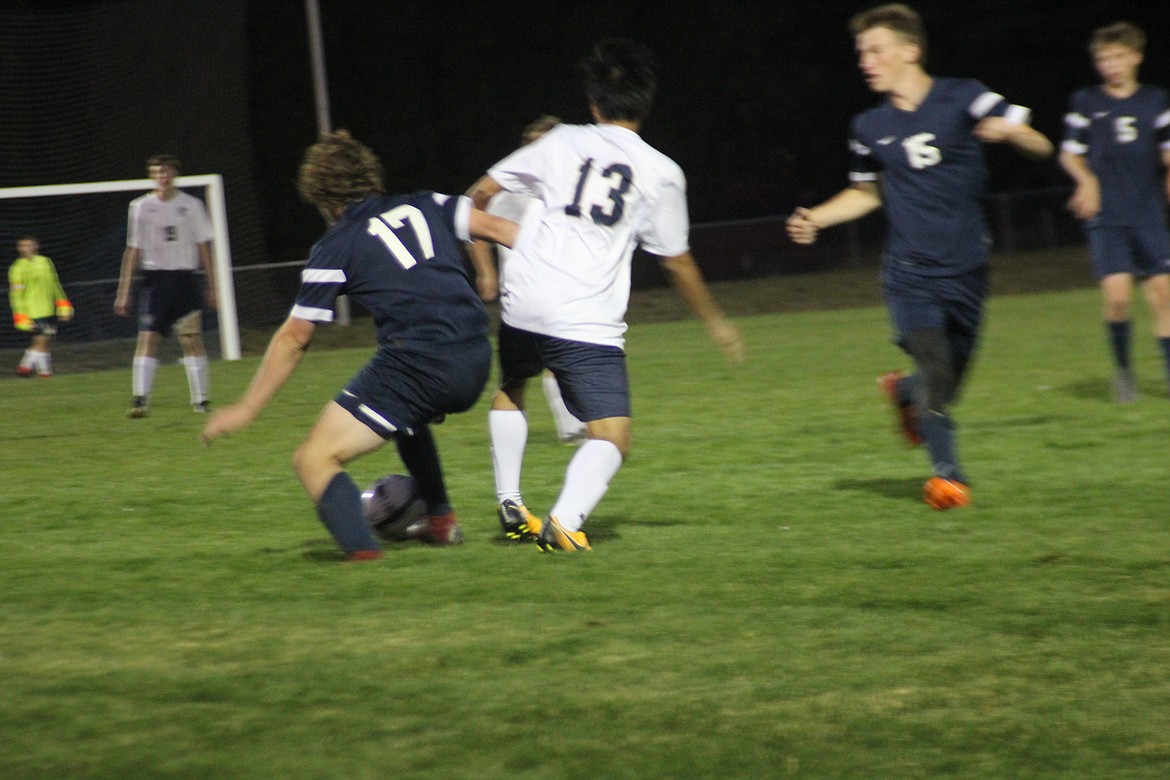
[786,182,883,245]
[974,117,1053,160]
[660,250,745,365]
[468,208,519,250]
[467,174,504,211]
[201,316,316,445]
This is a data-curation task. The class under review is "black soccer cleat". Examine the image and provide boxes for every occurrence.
[127,396,150,419]
[497,499,542,541]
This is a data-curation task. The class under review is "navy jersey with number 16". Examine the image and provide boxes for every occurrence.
[849,77,1032,275]
[292,191,488,352]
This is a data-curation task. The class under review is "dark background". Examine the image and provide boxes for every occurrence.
[246,0,1170,263]
[2,0,1169,332]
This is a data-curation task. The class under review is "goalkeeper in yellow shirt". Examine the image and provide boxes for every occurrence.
[8,235,73,377]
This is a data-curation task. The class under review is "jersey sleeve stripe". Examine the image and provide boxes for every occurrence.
[452,195,472,243]
[1061,139,1088,154]
[290,304,334,322]
[849,171,878,182]
[1064,112,1090,129]
[969,91,1006,119]
[849,139,872,155]
[301,268,346,283]
[1155,110,1170,129]
[1002,104,1031,125]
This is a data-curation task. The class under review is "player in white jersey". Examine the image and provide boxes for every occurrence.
[114,154,217,418]
[466,115,587,448]
[468,39,744,552]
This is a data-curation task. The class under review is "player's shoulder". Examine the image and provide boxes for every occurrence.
[601,124,685,180]
[173,189,206,207]
[852,98,894,134]
[1067,85,1097,107]
[932,76,995,105]
[1138,83,1170,106]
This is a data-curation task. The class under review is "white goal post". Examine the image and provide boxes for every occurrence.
[0,175,241,360]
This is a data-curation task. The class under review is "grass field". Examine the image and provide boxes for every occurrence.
[2,264,1170,778]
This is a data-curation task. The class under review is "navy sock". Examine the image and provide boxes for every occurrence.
[1107,321,1131,369]
[898,372,921,408]
[395,426,451,515]
[316,472,380,554]
[920,409,965,483]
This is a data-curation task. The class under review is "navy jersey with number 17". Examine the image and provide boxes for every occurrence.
[849,77,1031,275]
[292,191,488,352]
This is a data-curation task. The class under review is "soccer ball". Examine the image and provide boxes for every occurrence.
[361,474,428,541]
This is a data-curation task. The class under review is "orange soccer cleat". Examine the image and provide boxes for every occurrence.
[923,477,971,510]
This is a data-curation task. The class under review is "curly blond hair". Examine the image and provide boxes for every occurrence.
[297,130,385,211]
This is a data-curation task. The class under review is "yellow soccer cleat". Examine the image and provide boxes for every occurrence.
[536,515,591,552]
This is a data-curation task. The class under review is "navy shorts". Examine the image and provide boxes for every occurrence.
[1086,224,1170,279]
[883,264,988,366]
[497,323,630,421]
[137,270,202,334]
[335,339,491,439]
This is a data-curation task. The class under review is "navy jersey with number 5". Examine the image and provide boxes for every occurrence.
[292,191,488,351]
[849,77,1031,275]
[1062,84,1170,227]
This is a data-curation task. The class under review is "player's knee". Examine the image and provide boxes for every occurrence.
[493,381,527,411]
[585,420,631,458]
[292,440,332,482]
[1104,299,1131,320]
[174,310,202,338]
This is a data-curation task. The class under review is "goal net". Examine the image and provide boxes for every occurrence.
[0,177,240,359]
[0,1,294,370]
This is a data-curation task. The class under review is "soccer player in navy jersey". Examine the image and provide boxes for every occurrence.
[201,131,520,562]
[1060,21,1170,403]
[786,3,1052,510]
[468,39,744,551]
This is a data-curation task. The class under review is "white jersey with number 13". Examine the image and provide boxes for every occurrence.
[489,122,690,349]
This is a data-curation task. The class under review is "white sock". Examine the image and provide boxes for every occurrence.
[35,350,51,375]
[543,372,585,440]
[183,355,210,403]
[19,349,35,369]
[133,356,158,398]
[489,409,528,503]
[549,439,623,532]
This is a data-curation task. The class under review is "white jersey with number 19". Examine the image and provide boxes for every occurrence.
[488,123,690,349]
[126,189,213,271]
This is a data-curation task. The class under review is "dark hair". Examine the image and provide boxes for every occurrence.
[849,3,928,65]
[1090,21,1145,54]
[146,154,182,174]
[521,114,561,146]
[17,234,38,243]
[297,129,385,211]
[581,39,657,122]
